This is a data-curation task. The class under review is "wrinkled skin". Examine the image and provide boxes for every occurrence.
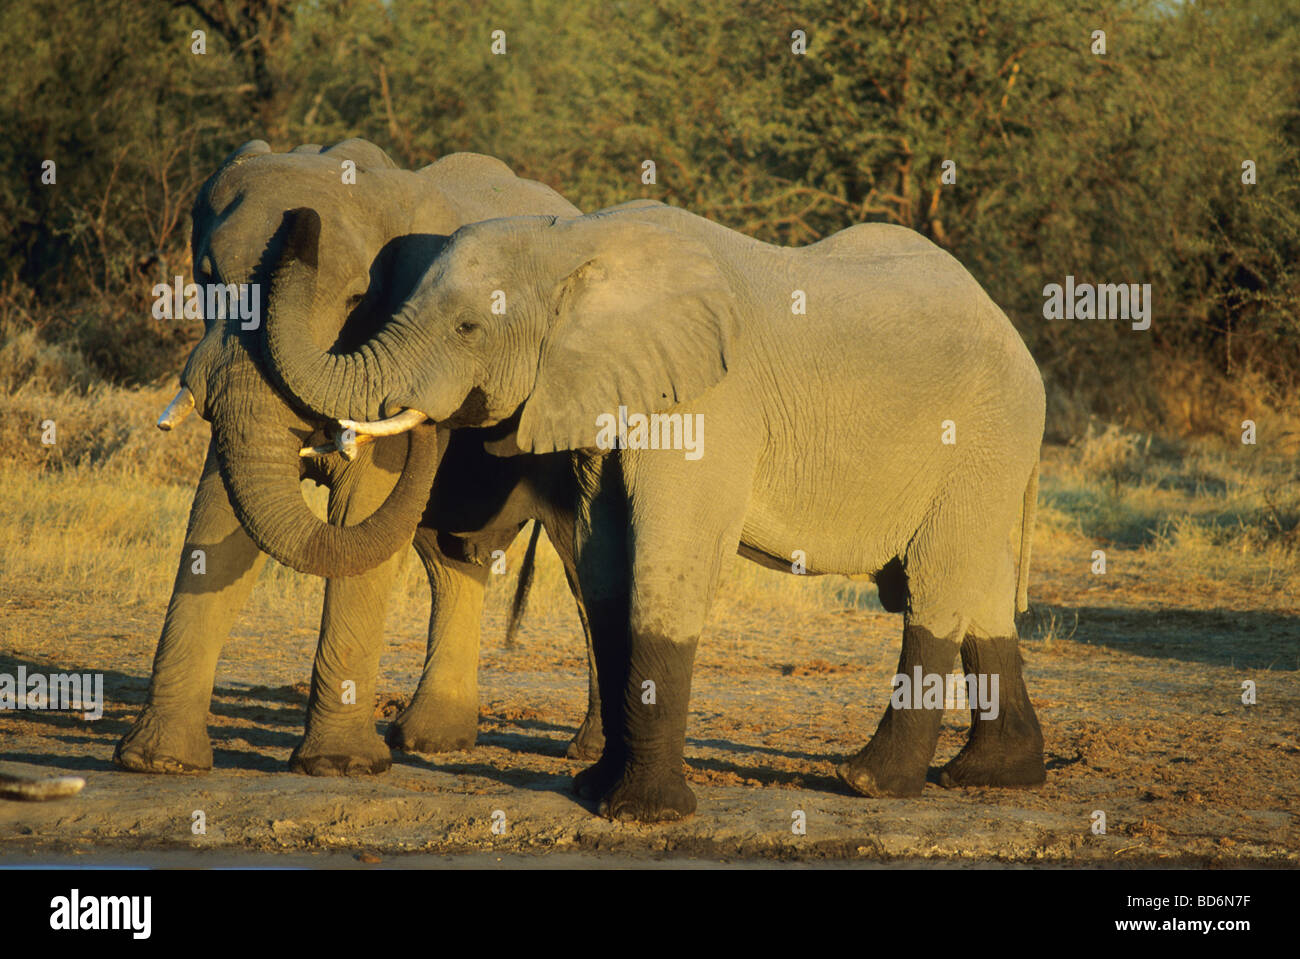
[115,141,604,778]
[263,203,1047,822]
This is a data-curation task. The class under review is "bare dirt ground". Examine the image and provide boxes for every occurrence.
[2,444,1298,867]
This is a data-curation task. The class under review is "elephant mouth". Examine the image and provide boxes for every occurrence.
[296,408,430,460]
[157,361,428,462]
[338,407,431,437]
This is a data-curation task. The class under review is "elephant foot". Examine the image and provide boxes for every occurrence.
[939,634,1046,788]
[937,746,1045,789]
[290,730,392,777]
[385,705,477,754]
[565,716,605,760]
[572,752,624,801]
[837,735,931,798]
[114,708,212,774]
[836,758,926,798]
[938,727,1046,789]
[941,634,1040,784]
[597,767,696,824]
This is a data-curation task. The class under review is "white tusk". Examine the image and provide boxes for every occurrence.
[157,387,196,431]
[297,409,429,457]
[338,409,430,437]
[298,431,375,458]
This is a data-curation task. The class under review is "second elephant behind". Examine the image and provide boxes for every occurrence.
[116,141,604,778]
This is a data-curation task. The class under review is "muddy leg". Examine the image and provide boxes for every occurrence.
[939,634,1045,788]
[590,449,750,823]
[838,621,961,797]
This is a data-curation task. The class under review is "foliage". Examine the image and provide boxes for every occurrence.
[0,0,1296,437]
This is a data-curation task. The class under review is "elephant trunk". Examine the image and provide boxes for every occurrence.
[265,208,421,424]
[210,367,439,579]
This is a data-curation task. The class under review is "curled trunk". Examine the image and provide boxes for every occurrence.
[264,208,416,423]
[211,368,439,579]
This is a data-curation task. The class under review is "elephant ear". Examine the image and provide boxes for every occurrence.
[515,214,737,454]
[321,138,398,171]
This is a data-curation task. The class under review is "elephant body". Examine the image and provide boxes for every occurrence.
[116,141,603,778]
[261,201,1047,822]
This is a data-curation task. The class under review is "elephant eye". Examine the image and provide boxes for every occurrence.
[456,320,479,336]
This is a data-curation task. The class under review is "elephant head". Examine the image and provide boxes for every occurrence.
[262,205,738,455]
[164,139,446,577]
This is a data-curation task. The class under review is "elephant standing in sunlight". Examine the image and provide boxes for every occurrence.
[257,201,1046,822]
[115,140,604,778]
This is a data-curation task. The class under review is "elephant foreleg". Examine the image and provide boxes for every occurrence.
[116,440,268,773]
[590,446,754,823]
[569,455,632,802]
[567,590,605,761]
[292,441,407,776]
[386,527,490,753]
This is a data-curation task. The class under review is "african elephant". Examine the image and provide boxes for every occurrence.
[114,140,603,778]
[259,202,1047,822]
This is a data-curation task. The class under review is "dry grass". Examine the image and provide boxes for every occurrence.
[0,379,888,638]
[1032,423,1300,618]
[2,379,1297,648]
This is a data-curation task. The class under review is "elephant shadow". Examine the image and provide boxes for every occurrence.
[13,596,1286,791]
[0,651,308,775]
[209,682,310,725]
[1023,603,1300,670]
[0,653,143,775]
[392,710,859,803]
[393,756,576,795]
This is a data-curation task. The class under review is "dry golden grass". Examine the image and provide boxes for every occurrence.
[1033,423,1300,613]
[0,379,887,633]
[2,379,1296,641]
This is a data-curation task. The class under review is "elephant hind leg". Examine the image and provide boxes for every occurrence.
[841,488,1041,797]
[838,619,961,798]
[385,525,493,754]
[927,486,1046,789]
[937,634,1045,788]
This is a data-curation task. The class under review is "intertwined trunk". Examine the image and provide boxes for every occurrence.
[263,208,423,424]
[210,363,438,579]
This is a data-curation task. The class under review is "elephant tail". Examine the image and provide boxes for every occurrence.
[505,521,543,648]
[1015,462,1039,614]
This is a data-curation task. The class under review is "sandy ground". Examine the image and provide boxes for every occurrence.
[2,517,1297,867]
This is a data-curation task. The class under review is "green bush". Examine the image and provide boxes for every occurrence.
[1,0,1296,437]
